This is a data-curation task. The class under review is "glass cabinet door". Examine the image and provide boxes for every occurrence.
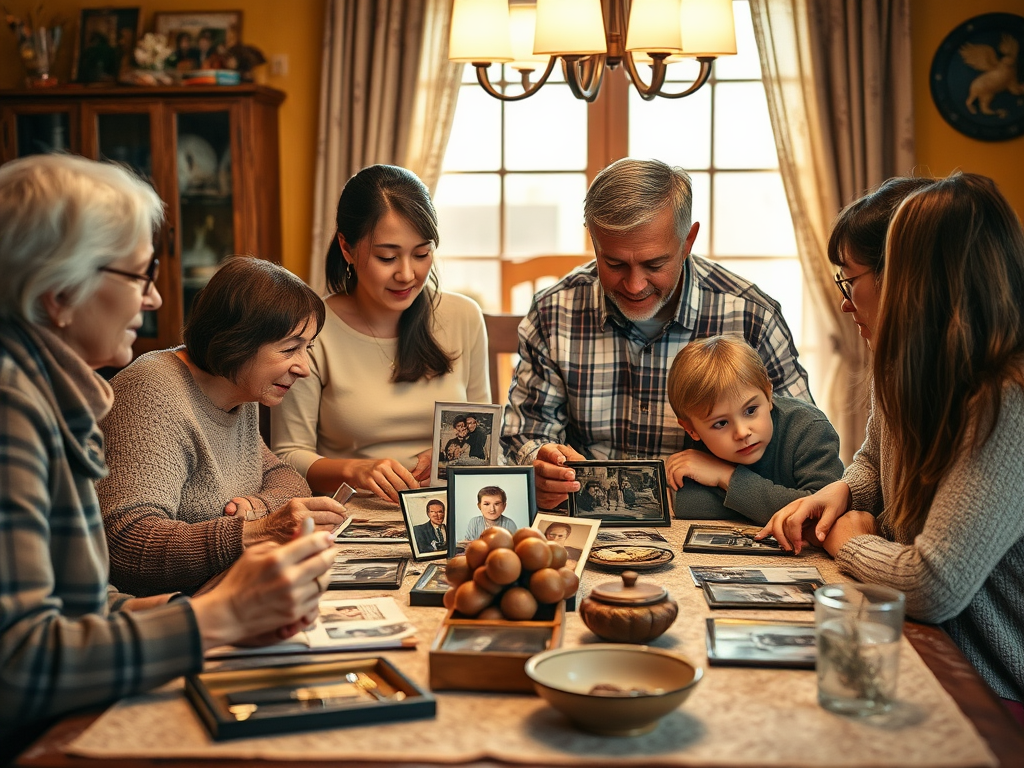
[175,110,234,322]
[14,110,72,157]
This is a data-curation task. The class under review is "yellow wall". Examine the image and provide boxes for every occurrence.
[0,0,325,280]
[910,0,1024,215]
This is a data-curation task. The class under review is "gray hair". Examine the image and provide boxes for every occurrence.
[583,158,693,240]
[0,154,164,323]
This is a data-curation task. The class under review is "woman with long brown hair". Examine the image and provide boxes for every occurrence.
[760,172,1024,715]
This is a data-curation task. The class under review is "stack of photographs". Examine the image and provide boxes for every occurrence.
[689,565,825,610]
[705,617,816,668]
[329,557,408,589]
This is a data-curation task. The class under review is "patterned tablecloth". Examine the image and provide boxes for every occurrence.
[67,495,997,767]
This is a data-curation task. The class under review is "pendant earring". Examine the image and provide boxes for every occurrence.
[343,261,355,293]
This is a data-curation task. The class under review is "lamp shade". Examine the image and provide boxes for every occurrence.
[534,0,607,55]
[449,0,515,62]
[509,3,551,71]
[625,0,683,53]
[679,0,737,56]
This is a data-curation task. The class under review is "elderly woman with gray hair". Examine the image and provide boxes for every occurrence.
[0,155,334,744]
[99,256,347,597]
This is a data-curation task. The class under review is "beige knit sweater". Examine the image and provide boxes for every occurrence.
[98,349,309,596]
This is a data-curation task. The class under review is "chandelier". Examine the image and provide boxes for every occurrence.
[448,0,737,102]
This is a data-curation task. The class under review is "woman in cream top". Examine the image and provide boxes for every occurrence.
[272,165,490,501]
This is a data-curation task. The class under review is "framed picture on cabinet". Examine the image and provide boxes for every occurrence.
[73,7,142,84]
[153,11,243,74]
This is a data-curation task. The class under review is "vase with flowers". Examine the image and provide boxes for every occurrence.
[4,6,64,88]
[123,32,175,86]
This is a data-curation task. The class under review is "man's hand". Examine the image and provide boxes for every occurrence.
[242,497,347,548]
[533,443,585,510]
[665,449,736,491]
[756,480,853,554]
[821,510,876,557]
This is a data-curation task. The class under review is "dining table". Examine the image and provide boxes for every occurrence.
[12,494,1024,768]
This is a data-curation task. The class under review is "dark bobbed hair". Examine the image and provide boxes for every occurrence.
[874,172,1024,542]
[324,164,454,384]
[184,256,326,381]
[827,176,933,274]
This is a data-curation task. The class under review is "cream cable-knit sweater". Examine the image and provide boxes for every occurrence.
[98,349,309,596]
[838,387,1024,701]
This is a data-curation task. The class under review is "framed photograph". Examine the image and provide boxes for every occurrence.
[333,518,409,544]
[566,460,670,527]
[398,488,450,561]
[702,581,818,609]
[410,563,449,607]
[595,528,668,545]
[531,513,600,577]
[328,557,408,590]
[682,524,785,555]
[73,7,142,84]
[705,617,816,668]
[689,565,825,588]
[439,625,554,655]
[153,11,243,73]
[447,466,536,554]
[430,402,502,486]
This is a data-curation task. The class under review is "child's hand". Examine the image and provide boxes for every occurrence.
[666,450,736,492]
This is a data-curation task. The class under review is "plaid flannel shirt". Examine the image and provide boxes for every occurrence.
[501,257,811,465]
[0,319,201,741]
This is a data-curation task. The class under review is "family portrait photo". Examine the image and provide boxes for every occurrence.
[705,618,817,668]
[447,467,536,551]
[430,402,502,485]
[566,460,671,527]
[399,488,450,561]
[531,513,601,576]
[153,11,243,73]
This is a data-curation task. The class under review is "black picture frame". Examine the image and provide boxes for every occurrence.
[688,565,825,587]
[705,617,816,668]
[682,524,785,555]
[409,563,449,607]
[73,7,142,84]
[929,13,1024,142]
[447,466,536,555]
[565,460,671,527]
[399,488,450,561]
[328,557,408,590]
[702,581,818,609]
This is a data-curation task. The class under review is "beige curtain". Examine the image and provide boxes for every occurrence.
[749,0,915,462]
[309,0,463,293]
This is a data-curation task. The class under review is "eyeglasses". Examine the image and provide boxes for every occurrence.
[99,256,160,296]
[833,270,871,303]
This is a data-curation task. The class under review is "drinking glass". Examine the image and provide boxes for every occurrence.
[814,583,905,715]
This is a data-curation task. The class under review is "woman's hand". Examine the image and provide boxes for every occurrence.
[242,497,347,547]
[756,480,853,554]
[190,531,335,652]
[665,449,736,491]
[349,458,420,503]
[533,443,586,510]
[223,496,255,517]
[411,449,432,483]
[821,510,876,557]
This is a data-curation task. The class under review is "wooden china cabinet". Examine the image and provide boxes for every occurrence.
[0,84,284,357]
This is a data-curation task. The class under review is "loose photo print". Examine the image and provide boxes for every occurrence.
[328,557,408,589]
[682,524,785,555]
[702,581,818,609]
[705,617,816,668]
[399,488,450,561]
[430,402,502,486]
[318,596,406,626]
[333,518,409,544]
[447,466,536,556]
[440,625,553,655]
[689,565,825,588]
[566,460,670,527]
[531,513,601,577]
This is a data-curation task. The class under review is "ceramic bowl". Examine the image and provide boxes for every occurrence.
[525,644,702,736]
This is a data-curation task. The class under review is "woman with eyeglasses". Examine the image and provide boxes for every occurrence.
[0,155,335,744]
[271,165,490,503]
[760,173,1024,721]
[98,256,348,597]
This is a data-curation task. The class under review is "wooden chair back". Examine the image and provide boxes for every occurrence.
[500,255,592,314]
[484,313,524,406]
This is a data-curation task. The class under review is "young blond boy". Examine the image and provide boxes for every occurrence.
[666,336,843,524]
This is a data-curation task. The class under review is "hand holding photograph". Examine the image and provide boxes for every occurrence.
[705,617,817,668]
[566,460,671,527]
[683,524,785,555]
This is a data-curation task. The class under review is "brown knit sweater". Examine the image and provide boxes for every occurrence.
[98,349,309,596]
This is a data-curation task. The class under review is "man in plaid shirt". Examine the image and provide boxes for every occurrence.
[500,159,811,509]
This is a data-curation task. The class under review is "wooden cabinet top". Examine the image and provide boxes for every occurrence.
[0,84,285,105]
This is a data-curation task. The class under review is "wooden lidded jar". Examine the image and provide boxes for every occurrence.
[579,570,679,643]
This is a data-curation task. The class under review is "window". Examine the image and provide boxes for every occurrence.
[435,1,825,394]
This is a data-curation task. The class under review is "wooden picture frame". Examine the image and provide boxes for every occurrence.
[446,466,536,555]
[153,10,243,73]
[399,488,450,562]
[566,460,671,527]
[73,7,141,83]
[430,402,502,486]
